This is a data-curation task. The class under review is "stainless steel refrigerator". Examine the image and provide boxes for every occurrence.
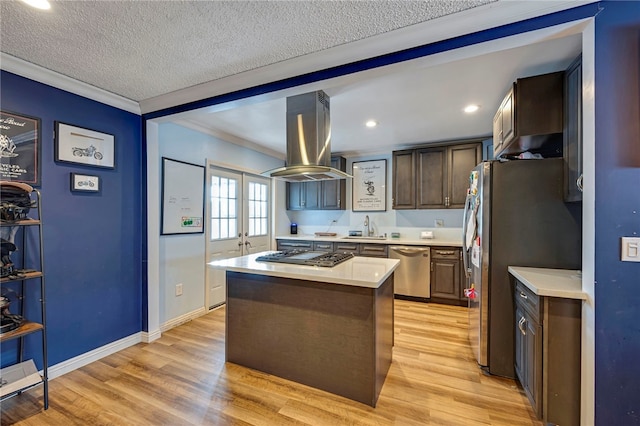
[462,158,581,378]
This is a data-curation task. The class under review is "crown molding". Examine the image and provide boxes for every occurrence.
[1,53,141,115]
[173,119,286,161]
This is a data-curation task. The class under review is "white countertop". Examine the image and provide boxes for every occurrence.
[508,266,586,300]
[276,234,463,247]
[209,252,400,289]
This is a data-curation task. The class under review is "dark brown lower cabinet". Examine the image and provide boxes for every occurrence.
[515,304,542,416]
[430,247,465,306]
[514,279,581,426]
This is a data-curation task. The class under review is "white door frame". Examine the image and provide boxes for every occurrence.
[204,162,271,309]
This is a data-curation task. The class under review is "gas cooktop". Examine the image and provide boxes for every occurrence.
[255,250,354,267]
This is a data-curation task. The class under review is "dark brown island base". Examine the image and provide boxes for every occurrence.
[210,253,399,407]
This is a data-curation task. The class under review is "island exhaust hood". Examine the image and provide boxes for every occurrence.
[263,90,351,182]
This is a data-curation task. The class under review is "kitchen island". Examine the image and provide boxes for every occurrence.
[209,252,399,407]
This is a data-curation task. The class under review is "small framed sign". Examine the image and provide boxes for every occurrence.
[352,159,387,211]
[70,173,100,193]
[55,122,115,169]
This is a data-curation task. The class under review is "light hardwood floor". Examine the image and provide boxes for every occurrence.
[1,300,542,425]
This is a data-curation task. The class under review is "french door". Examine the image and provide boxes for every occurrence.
[205,164,271,309]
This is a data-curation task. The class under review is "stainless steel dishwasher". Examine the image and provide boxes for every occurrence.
[389,246,431,298]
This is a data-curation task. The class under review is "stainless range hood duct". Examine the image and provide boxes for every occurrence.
[263,90,351,182]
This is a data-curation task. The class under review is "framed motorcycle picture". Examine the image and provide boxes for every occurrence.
[54,121,115,169]
[70,173,100,193]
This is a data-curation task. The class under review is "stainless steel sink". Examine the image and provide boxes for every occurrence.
[341,235,386,240]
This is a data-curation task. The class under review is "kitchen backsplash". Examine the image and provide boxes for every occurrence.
[282,206,464,241]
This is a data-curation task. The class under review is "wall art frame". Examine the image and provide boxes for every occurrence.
[70,173,100,193]
[352,159,387,212]
[54,121,115,169]
[0,110,42,186]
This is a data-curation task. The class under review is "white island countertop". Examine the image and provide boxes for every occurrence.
[508,266,586,300]
[209,252,400,289]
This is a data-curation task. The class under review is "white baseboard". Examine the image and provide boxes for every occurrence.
[160,307,208,332]
[44,307,214,380]
[141,329,162,343]
[46,333,142,380]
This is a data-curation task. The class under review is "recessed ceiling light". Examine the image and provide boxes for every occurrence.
[20,0,51,10]
[365,120,378,128]
[464,104,480,113]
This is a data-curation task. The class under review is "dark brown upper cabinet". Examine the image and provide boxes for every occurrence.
[563,55,583,203]
[493,71,564,159]
[393,140,482,210]
[286,156,346,210]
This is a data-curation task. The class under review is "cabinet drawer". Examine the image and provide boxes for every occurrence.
[359,244,388,258]
[515,280,540,322]
[431,247,460,259]
[277,240,313,251]
[334,243,359,254]
[313,242,334,252]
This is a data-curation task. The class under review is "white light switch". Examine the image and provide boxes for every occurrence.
[621,237,640,262]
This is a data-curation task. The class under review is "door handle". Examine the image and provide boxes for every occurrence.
[518,316,526,335]
[245,241,252,248]
[577,174,583,192]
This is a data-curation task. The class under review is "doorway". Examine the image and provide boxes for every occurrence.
[205,163,271,309]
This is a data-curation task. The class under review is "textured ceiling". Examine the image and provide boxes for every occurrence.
[0,0,494,102]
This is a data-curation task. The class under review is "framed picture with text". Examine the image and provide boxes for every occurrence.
[0,110,41,185]
[352,159,387,212]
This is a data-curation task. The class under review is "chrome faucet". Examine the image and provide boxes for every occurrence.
[364,215,373,236]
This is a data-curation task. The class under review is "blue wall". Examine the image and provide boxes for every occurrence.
[1,71,143,368]
[594,2,640,424]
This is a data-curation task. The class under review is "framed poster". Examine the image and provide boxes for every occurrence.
[0,110,41,185]
[54,121,115,169]
[70,173,100,193]
[161,157,205,235]
[352,159,387,211]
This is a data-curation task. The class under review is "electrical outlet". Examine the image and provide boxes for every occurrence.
[175,283,183,296]
[435,219,444,228]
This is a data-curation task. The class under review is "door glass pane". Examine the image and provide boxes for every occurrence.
[210,174,238,241]
[247,182,268,237]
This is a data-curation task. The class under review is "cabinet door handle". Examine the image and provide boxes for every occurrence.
[577,174,583,192]
[436,250,455,255]
[519,291,528,300]
[430,262,433,272]
[518,316,527,335]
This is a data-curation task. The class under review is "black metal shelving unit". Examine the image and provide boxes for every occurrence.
[1,188,48,409]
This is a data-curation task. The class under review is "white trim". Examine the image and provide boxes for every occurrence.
[46,333,142,380]
[174,119,285,161]
[160,306,208,332]
[146,121,161,341]
[139,1,595,114]
[141,329,162,343]
[1,53,141,115]
[580,19,596,426]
